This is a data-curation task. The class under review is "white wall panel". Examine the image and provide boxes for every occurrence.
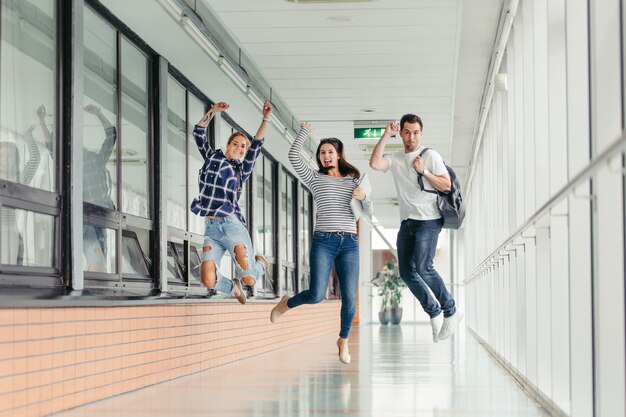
[590,0,626,416]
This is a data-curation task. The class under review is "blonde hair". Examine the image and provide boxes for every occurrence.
[226,132,251,150]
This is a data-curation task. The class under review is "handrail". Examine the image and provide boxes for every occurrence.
[361,216,398,259]
[465,132,626,283]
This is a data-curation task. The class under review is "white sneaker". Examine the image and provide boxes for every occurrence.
[430,313,443,343]
[438,311,464,341]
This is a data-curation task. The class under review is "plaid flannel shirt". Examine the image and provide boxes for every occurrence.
[83,126,116,208]
[190,125,263,225]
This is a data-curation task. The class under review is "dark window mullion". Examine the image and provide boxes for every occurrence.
[115,30,122,281]
[184,90,190,286]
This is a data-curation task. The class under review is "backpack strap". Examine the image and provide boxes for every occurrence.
[417,148,438,194]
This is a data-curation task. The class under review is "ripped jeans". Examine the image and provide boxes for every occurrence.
[201,214,265,295]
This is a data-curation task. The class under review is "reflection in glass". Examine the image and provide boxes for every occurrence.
[120,38,150,218]
[299,188,311,290]
[286,176,294,263]
[167,77,186,229]
[1,207,55,266]
[166,242,183,283]
[83,224,116,273]
[190,245,202,283]
[1,0,57,192]
[253,156,265,253]
[121,231,149,275]
[188,96,206,234]
[83,8,117,209]
[264,158,274,256]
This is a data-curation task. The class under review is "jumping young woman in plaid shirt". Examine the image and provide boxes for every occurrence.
[191,101,272,304]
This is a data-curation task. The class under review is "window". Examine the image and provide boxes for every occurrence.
[299,187,312,292]
[0,0,60,282]
[279,169,297,292]
[166,77,187,230]
[253,154,276,295]
[165,69,216,294]
[82,7,153,290]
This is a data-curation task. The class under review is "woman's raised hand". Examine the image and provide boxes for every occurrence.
[198,101,229,127]
[262,100,273,119]
[300,121,315,133]
[212,101,230,113]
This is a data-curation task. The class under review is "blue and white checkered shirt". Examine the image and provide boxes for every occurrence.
[190,125,264,225]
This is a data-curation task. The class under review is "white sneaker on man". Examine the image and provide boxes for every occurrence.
[430,313,443,343]
[438,311,464,341]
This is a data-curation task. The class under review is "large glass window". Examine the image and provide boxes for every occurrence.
[299,187,312,291]
[82,7,152,286]
[0,0,58,271]
[187,95,206,235]
[254,155,276,257]
[279,170,296,292]
[120,38,150,218]
[253,154,276,294]
[165,70,214,293]
[1,208,55,266]
[83,7,117,210]
[1,0,57,191]
[166,77,187,230]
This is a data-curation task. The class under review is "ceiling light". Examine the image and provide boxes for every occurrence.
[327,16,353,22]
[288,0,375,3]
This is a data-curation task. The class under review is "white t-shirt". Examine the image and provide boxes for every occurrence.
[383,146,447,221]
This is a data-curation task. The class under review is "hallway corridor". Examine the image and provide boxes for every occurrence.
[52,323,549,417]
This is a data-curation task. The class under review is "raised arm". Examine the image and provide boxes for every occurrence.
[288,122,315,185]
[18,125,42,186]
[36,104,53,151]
[369,121,397,171]
[253,100,273,140]
[194,101,229,160]
[85,104,116,161]
[197,101,229,128]
[85,104,113,130]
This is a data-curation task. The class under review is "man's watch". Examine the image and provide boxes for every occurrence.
[422,168,430,176]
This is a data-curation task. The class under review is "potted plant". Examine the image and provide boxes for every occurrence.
[371,261,406,325]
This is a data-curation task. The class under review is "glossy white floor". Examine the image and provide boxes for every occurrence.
[53,323,550,417]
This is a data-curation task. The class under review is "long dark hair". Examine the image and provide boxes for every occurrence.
[316,137,360,179]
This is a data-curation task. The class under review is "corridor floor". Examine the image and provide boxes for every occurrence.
[52,323,550,417]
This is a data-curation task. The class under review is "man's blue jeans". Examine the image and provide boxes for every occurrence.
[396,218,456,319]
[288,231,359,339]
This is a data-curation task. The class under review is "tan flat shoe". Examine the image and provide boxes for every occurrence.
[270,295,290,323]
[233,279,247,305]
[337,338,351,364]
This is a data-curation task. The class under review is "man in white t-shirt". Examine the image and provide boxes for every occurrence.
[369,114,462,343]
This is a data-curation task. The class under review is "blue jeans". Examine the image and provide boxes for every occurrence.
[288,231,359,339]
[201,214,265,295]
[396,219,456,318]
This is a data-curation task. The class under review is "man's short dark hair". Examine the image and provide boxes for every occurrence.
[400,114,423,131]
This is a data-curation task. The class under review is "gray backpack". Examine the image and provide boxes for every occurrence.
[417,148,466,229]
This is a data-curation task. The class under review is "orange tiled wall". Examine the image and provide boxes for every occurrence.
[0,301,341,417]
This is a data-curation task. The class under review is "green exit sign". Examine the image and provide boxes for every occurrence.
[354,127,385,139]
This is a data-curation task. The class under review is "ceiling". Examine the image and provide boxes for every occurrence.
[200,0,502,228]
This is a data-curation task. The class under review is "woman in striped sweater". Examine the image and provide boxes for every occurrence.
[270,122,372,364]
[0,124,41,264]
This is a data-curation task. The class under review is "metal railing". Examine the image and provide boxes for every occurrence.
[465,132,626,283]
